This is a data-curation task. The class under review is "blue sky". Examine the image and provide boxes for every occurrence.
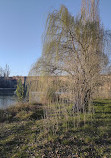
[0,0,111,76]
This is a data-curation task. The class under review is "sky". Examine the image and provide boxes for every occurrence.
[0,0,111,76]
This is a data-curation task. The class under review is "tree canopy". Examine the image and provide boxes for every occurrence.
[29,0,111,111]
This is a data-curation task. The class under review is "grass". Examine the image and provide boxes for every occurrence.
[0,99,111,157]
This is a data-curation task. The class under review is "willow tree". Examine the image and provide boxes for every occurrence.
[29,0,109,113]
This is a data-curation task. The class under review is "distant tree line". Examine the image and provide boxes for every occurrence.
[0,64,10,78]
[0,65,12,88]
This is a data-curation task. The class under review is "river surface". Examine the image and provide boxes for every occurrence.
[0,95,17,109]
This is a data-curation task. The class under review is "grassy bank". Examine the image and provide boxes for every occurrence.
[0,100,111,158]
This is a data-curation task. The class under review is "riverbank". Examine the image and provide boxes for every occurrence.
[0,100,111,157]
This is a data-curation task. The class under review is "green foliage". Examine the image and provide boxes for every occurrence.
[16,79,24,101]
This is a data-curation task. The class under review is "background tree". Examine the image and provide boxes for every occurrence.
[0,65,11,88]
[0,67,4,77]
[16,79,24,101]
[4,64,10,78]
[0,65,10,78]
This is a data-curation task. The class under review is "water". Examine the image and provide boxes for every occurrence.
[0,95,17,109]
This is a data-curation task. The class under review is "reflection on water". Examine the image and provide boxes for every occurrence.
[0,95,17,109]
